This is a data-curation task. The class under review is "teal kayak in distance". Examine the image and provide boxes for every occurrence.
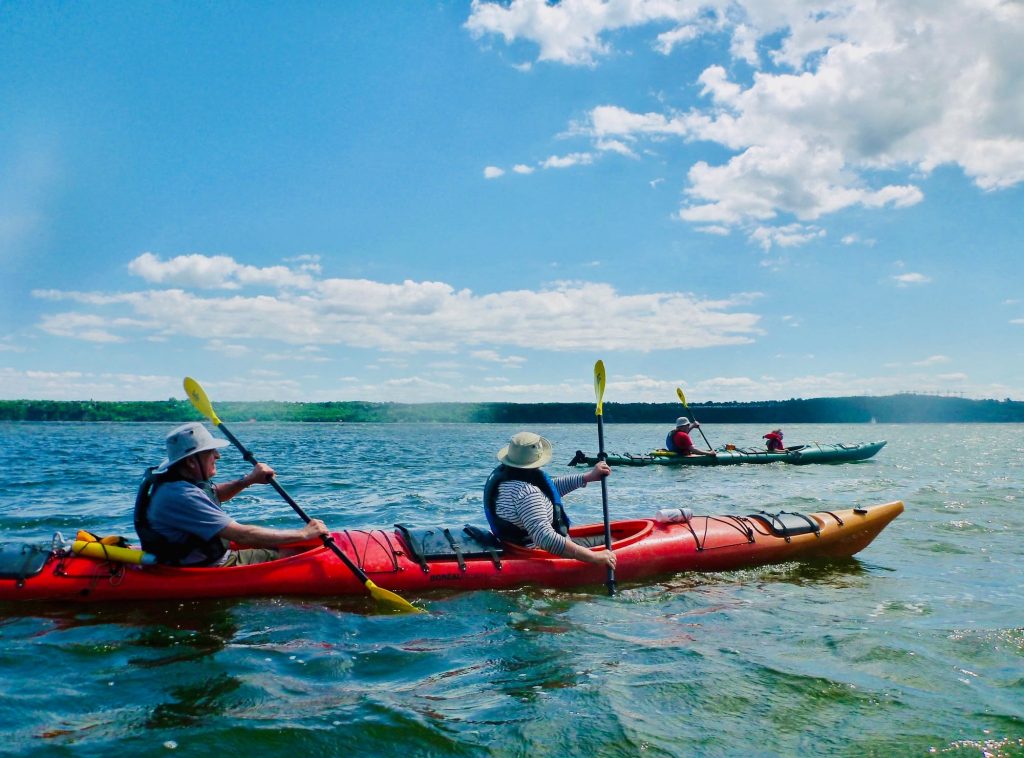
[568,440,887,467]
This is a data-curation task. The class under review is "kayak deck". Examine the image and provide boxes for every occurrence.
[0,501,904,603]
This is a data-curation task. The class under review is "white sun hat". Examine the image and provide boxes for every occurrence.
[154,422,229,474]
[497,431,553,470]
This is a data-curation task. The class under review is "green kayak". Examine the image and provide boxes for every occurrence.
[568,440,887,467]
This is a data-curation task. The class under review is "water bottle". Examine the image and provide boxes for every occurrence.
[655,507,693,523]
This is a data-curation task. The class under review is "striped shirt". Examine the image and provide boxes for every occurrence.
[494,473,586,555]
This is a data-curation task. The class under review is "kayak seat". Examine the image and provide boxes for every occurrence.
[747,511,820,542]
[572,533,611,548]
[0,543,51,586]
[394,524,504,573]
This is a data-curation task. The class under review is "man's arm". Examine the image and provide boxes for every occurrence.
[219,519,328,547]
[214,462,276,503]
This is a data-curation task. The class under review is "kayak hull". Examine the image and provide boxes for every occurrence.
[0,501,904,603]
[571,440,887,467]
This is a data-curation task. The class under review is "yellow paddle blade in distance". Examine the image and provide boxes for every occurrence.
[184,377,221,426]
[594,360,606,416]
[676,387,688,408]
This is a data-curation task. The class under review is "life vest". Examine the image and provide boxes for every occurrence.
[665,430,690,453]
[133,467,229,566]
[483,465,571,546]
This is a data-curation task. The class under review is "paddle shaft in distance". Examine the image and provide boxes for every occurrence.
[593,361,616,596]
[676,387,713,449]
[183,377,422,614]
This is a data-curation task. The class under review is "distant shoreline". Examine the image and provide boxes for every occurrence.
[1,394,1021,423]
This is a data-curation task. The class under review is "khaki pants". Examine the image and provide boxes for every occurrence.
[220,548,280,567]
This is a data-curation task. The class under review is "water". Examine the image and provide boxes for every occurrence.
[1,422,1022,756]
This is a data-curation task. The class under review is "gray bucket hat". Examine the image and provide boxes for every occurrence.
[675,416,693,430]
[497,431,553,469]
[155,422,229,474]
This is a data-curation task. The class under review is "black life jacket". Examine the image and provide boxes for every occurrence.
[483,464,570,547]
[133,467,229,566]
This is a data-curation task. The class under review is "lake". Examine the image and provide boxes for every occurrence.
[1,421,1022,756]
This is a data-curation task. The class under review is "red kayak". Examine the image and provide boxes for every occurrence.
[0,501,903,603]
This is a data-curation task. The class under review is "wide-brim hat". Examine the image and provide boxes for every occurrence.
[155,422,229,474]
[675,416,694,430]
[497,431,553,470]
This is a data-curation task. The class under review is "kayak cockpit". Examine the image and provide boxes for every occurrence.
[501,519,653,559]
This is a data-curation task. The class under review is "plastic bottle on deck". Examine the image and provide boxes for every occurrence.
[655,507,693,523]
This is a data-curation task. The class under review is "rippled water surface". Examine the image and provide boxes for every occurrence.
[1,422,1022,756]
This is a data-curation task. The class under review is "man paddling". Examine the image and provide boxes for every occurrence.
[483,431,617,570]
[666,417,717,458]
[135,422,329,566]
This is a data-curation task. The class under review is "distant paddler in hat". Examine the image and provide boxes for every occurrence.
[666,417,717,457]
[484,432,617,570]
[135,422,329,566]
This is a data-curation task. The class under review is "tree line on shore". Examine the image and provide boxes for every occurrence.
[0,394,1022,423]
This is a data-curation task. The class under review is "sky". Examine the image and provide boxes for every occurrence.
[1,0,1022,404]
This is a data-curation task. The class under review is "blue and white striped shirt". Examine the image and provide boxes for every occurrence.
[494,473,586,555]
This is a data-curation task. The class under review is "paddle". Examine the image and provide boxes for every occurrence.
[593,360,616,596]
[676,387,714,450]
[183,377,422,614]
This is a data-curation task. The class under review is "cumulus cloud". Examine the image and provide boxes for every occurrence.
[129,252,316,290]
[541,152,594,169]
[749,224,826,251]
[467,0,1024,242]
[33,253,764,353]
[484,165,505,178]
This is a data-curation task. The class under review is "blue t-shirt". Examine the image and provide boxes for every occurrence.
[148,480,232,565]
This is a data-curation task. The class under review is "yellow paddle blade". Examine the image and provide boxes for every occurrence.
[594,360,606,416]
[366,579,424,614]
[676,387,688,408]
[184,376,221,426]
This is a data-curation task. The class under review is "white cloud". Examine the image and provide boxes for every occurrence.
[471,350,527,366]
[0,368,181,400]
[468,0,1024,240]
[595,139,637,157]
[913,355,951,366]
[512,164,535,174]
[33,253,764,354]
[541,152,594,169]
[484,165,505,178]
[205,340,250,358]
[749,224,826,251]
[892,272,932,287]
[128,252,316,290]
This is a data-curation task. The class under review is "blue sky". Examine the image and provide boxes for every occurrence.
[2,1,1022,403]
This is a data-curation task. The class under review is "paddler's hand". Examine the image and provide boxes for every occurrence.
[597,549,617,570]
[243,462,276,486]
[583,461,611,483]
[301,519,330,540]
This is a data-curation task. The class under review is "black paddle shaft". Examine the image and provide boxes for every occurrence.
[215,422,373,583]
[596,414,617,596]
